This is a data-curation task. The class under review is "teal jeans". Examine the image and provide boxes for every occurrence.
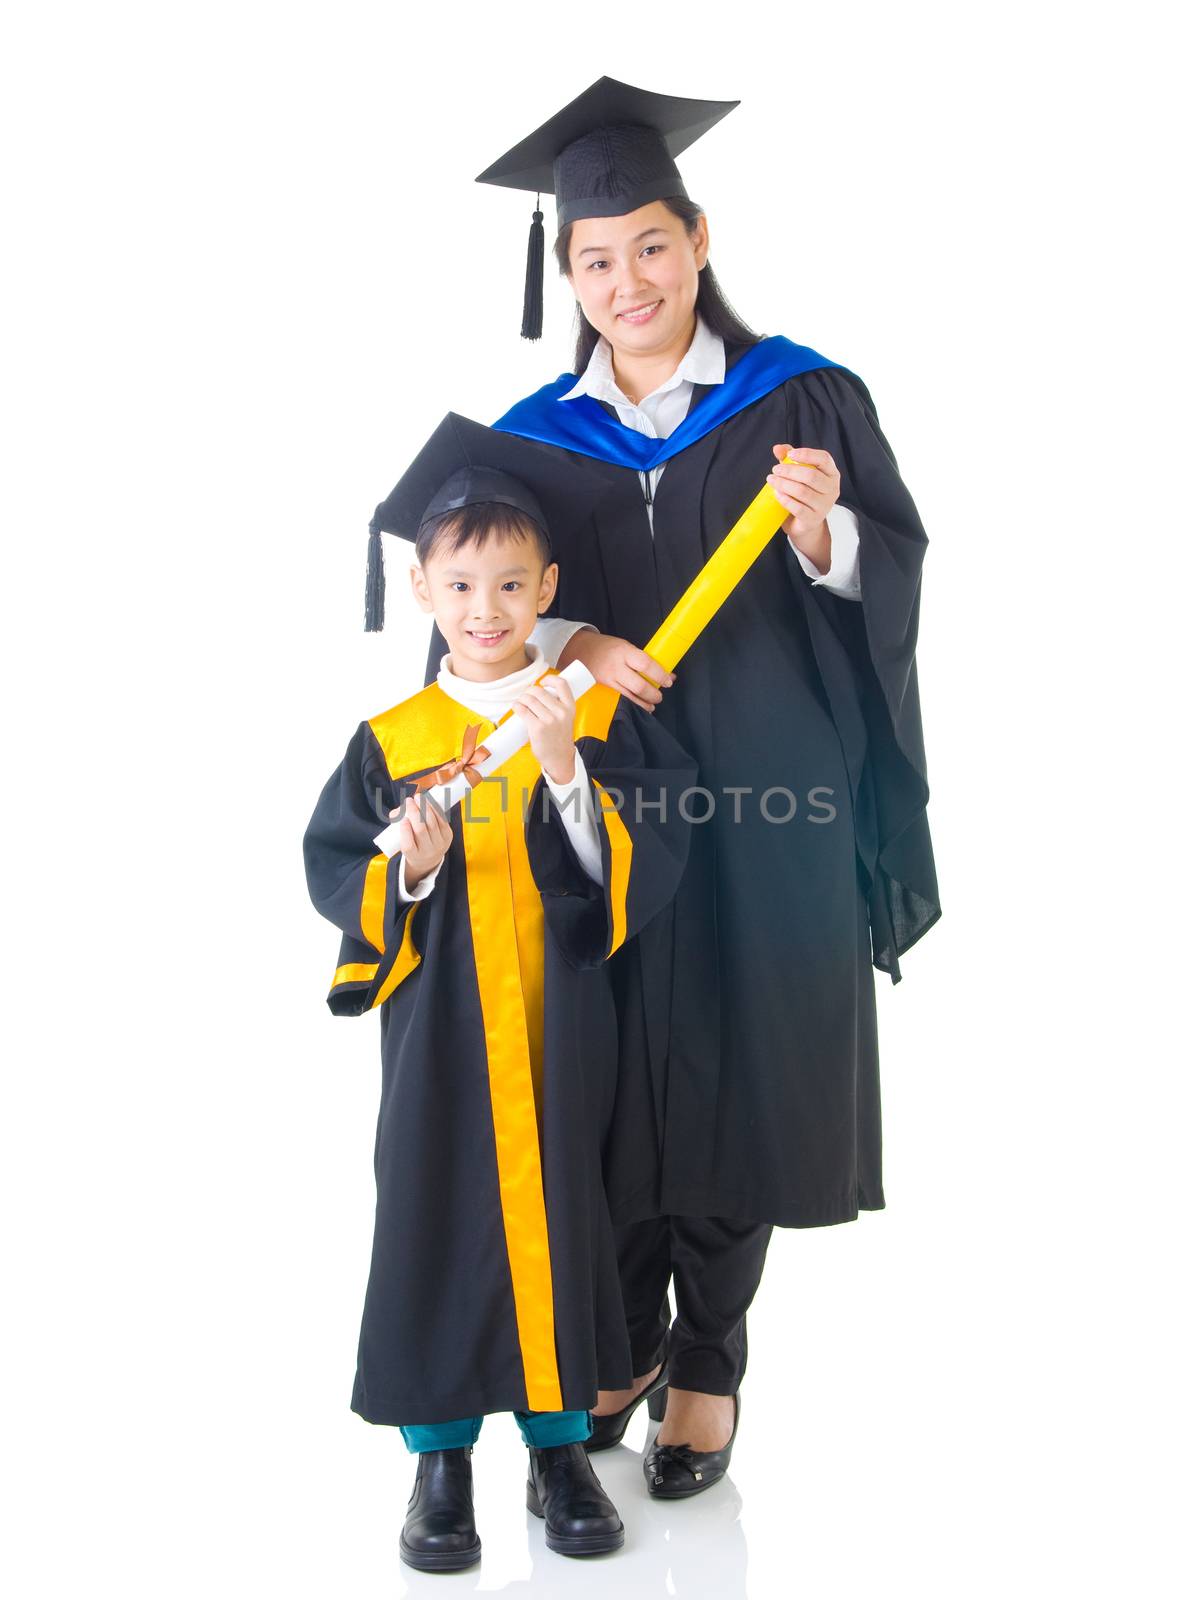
[400,1410,593,1454]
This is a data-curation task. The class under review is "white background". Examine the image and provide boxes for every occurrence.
[3,3,1199,1596]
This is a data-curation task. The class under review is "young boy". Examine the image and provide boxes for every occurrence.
[302,414,695,1571]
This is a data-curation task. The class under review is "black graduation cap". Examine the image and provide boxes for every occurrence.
[365,413,613,631]
[475,76,739,340]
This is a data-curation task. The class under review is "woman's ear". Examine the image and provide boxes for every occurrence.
[691,211,710,272]
[410,562,433,614]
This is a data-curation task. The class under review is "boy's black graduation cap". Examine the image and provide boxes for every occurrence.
[475,76,739,340]
[365,413,611,631]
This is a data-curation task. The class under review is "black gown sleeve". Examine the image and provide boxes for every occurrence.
[302,722,428,1016]
[790,366,941,979]
[524,694,698,970]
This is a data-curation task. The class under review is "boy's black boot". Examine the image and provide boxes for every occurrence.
[400,1447,482,1572]
[525,1442,624,1557]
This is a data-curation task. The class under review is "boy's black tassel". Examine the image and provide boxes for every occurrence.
[521,199,544,340]
[364,522,385,632]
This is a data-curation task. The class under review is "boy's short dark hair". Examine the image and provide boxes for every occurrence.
[416,502,552,569]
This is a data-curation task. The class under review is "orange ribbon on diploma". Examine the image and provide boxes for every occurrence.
[413,722,493,794]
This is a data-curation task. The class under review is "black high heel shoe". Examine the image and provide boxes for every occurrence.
[584,1364,670,1453]
[643,1391,741,1499]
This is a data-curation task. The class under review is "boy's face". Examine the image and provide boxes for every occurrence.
[410,525,558,682]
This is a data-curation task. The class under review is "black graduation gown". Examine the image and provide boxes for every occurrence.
[425,342,939,1231]
[303,677,696,1425]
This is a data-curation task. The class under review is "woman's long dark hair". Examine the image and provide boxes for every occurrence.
[552,195,760,374]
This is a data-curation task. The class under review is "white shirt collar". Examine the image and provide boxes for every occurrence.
[559,315,727,406]
[436,644,549,719]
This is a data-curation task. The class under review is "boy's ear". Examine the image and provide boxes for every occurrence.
[410,562,434,614]
[537,560,559,613]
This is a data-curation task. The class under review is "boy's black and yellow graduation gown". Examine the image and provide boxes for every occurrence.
[303,670,695,1425]
[425,334,941,1232]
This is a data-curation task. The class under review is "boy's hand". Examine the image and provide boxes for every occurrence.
[389,793,454,891]
[512,675,578,785]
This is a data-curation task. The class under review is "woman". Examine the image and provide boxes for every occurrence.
[424,77,940,1496]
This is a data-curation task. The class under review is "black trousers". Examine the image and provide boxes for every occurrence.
[613,1215,774,1395]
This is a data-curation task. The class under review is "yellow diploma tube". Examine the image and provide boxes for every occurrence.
[641,475,792,677]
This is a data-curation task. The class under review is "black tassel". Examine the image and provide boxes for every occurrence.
[521,199,544,341]
[364,522,385,632]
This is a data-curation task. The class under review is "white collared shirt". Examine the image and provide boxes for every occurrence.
[558,312,730,496]
[532,318,862,667]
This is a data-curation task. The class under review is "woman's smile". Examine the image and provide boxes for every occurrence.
[616,299,663,325]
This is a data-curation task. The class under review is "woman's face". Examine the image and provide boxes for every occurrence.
[566,200,709,364]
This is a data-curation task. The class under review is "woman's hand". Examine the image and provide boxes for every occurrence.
[557,629,676,713]
[768,445,841,573]
[512,675,579,786]
[390,794,454,892]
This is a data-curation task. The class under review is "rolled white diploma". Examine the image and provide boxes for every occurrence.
[373,659,597,855]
